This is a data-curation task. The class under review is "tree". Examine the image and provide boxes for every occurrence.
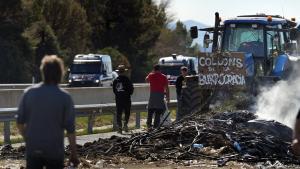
[151,21,198,63]
[0,33,32,83]
[30,0,91,64]
[173,21,194,53]
[0,0,171,82]
[99,47,130,70]
[23,20,60,81]
[80,0,167,81]
[0,0,23,21]
[76,0,108,51]
[0,0,33,83]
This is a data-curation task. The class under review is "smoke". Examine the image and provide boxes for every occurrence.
[255,62,300,128]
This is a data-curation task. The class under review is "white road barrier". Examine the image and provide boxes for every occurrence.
[0,85,176,108]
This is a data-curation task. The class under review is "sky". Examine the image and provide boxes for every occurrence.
[167,0,300,25]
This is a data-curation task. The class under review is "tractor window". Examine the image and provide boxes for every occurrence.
[275,24,286,51]
[223,24,264,57]
[279,31,285,51]
[266,30,280,56]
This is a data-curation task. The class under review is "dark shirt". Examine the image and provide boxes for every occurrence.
[175,75,185,96]
[17,83,75,159]
[113,75,134,100]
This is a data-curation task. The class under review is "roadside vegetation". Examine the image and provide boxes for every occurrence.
[0,0,200,83]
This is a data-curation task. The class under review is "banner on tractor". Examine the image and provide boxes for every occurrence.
[198,52,246,88]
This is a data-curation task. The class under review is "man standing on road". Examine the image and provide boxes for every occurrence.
[17,55,79,168]
[113,65,134,134]
[175,66,188,121]
[146,64,170,130]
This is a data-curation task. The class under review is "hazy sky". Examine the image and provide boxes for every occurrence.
[168,0,300,25]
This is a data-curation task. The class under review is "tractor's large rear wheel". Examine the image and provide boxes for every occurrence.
[178,76,212,119]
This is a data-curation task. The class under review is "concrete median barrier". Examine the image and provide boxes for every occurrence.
[0,85,176,108]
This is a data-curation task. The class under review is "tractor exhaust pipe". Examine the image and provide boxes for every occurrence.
[212,12,220,52]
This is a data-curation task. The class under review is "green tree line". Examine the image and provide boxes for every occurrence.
[0,0,199,83]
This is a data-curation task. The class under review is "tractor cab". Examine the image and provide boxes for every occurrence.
[190,13,299,80]
[222,15,298,77]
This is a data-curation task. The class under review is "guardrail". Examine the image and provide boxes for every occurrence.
[0,83,149,90]
[0,100,177,144]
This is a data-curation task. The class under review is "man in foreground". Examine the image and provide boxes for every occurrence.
[113,65,134,134]
[17,55,79,168]
[146,64,170,130]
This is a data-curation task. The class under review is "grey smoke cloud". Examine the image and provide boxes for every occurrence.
[255,61,300,128]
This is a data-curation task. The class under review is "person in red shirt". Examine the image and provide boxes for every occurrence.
[145,64,170,129]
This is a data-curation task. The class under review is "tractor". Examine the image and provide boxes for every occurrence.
[179,12,300,116]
